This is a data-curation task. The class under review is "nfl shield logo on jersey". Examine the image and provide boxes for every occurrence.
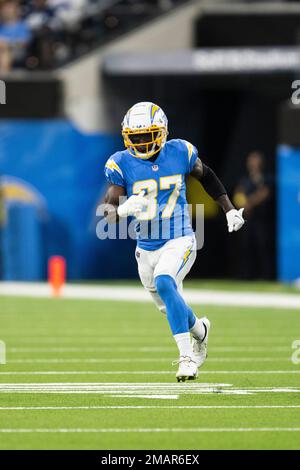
[152,165,159,172]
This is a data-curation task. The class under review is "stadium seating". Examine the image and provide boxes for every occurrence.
[0,0,186,71]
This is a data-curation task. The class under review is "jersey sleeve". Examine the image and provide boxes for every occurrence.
[183,140,198,173]
[104,155,126,187]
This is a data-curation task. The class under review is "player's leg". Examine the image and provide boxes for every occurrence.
[155,274,197,381]
[176,254,210,368]
[154,236,210,375]
[153,236,199,380]
[135,238,209,380]
[135,246,195,377]
[135,247,167,313]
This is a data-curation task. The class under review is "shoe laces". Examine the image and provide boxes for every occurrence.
[172,356,196,366]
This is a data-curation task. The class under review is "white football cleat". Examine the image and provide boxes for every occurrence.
[192,317,211,368]
[174,356,198,382]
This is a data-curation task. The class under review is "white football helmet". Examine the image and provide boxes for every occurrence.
[121,102,168,159]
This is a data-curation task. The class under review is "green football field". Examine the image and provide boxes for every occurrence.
[0,285,300,450]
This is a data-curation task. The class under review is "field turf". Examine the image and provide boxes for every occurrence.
[0,289,300,450]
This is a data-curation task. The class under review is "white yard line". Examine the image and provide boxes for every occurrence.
[0,427,300,433]
[0,384,299,389]
[0,405,300,411]
[7,357,291,364]
[3,339,294,344]
[7,346,291,352]
[0,282,300,309]
[1,334,295,339]
[0,383,299,396]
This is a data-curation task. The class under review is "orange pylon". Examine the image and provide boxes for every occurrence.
[48,256,66,297]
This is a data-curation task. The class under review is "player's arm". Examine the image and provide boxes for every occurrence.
[190,158,233,212]
[104,184,150,223]
[104,184,126,224]
[190,157,245,232]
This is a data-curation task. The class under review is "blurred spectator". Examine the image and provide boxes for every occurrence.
[24,0,88,68]
[0,0,32,72]
[48,0,86,30]
[25,0,59,33]
[233,151,274,280]
[0,0,184,70]
[24,0,59,69]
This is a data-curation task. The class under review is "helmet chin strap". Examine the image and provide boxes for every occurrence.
[134,141,157,159]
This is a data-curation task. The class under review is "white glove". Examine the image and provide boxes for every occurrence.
[174,178,182,197]
[117,191,149,218]
[226,208,245,233]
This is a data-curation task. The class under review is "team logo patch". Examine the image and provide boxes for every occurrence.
[152,165,159,172]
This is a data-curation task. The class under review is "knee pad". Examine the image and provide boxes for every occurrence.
[149,290,167,315]
[158,304,167,314]
[155,274,176,298]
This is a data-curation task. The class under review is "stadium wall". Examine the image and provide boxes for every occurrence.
[58,0,207,133]
[277,103,300,283]
[0,120,139,280]
[277,145,300,283]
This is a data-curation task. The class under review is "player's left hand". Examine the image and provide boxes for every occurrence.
[226,208,245,233]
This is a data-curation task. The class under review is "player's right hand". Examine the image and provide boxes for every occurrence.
[117,191,149,218]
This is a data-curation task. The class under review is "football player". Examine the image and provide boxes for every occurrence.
[104,102,244,382]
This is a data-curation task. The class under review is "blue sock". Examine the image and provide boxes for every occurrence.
[155,274,195,335]
[187,305,196,330]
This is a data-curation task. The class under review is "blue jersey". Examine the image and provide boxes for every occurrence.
[104,139,198,250]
